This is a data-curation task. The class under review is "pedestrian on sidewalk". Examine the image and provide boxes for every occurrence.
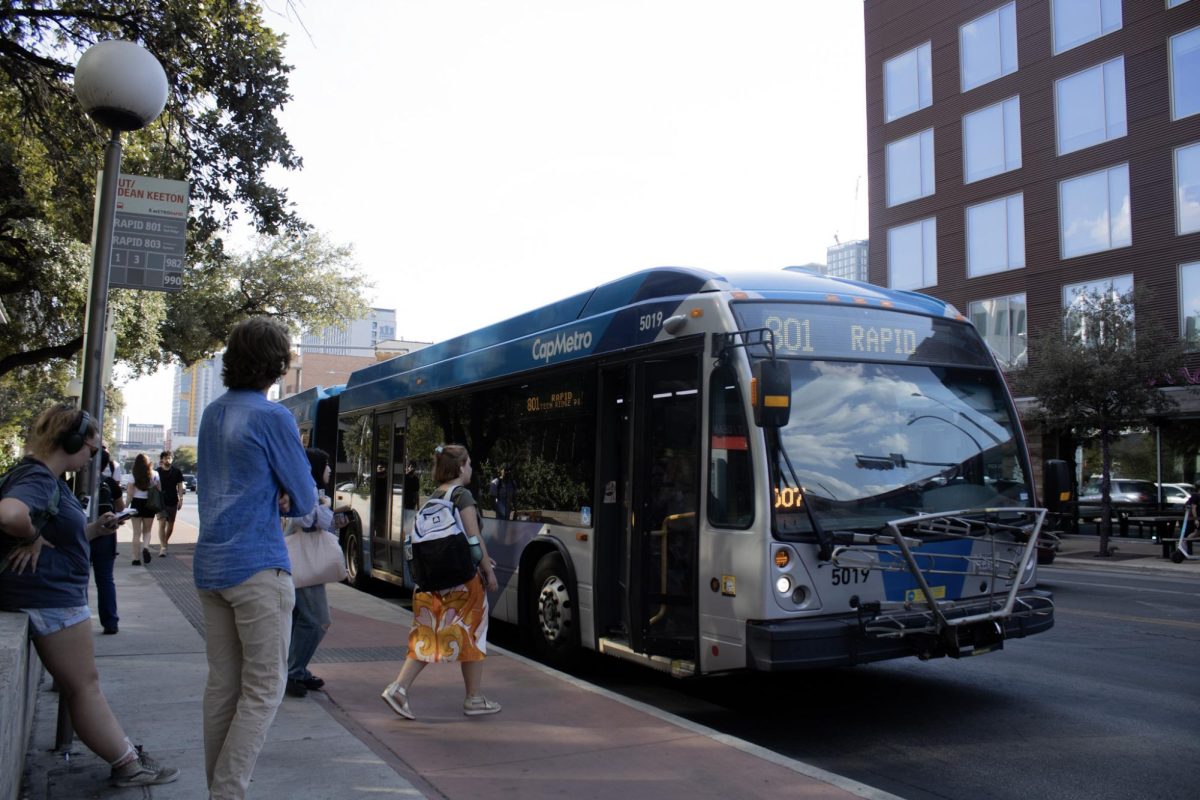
[124,453,159,566]
[381,444,501,720]
[284,447,349,698]
[0,405,178,788]
[91,445,124,635]
[195,316,316,800]
[154,450,185,557]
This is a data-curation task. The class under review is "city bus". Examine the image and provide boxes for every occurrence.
[327,267,1054,675]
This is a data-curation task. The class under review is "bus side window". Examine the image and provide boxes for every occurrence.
[709,364,754,528]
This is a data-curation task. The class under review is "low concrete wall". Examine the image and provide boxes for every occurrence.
[0,613,42,800]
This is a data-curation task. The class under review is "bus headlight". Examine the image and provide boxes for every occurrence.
[775,575,793,594]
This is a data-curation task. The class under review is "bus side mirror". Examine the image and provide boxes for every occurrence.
[1044,459,1072,511]
[752,360,791,428]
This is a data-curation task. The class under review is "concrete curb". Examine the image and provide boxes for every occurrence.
[0,612,41,800]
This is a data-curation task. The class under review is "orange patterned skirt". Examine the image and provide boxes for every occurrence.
[406,573,489,663]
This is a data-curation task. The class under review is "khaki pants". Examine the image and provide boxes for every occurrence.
[198,569,295,800]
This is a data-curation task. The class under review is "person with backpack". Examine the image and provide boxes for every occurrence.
[381,444,501,719]
[0,405,179,788]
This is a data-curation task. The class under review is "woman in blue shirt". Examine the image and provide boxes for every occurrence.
[0,405,178,788]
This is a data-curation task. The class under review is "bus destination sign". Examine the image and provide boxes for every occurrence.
[101,173,189,293]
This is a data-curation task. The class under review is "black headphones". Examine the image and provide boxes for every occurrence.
[61,410,92,455]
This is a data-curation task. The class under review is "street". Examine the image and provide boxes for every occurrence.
[484,566,1200,800]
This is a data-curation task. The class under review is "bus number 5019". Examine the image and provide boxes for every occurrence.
[831,568,871,586]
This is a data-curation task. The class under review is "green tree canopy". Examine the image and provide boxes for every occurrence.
[1013,287,1186,555]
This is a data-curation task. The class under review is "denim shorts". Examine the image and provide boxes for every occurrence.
[21,606,92,639]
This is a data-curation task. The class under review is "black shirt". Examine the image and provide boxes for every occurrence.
[156,465,184,507]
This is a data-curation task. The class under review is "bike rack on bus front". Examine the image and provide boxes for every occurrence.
[829,507,1051,656]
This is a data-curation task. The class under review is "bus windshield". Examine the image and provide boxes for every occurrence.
[770,360,1031,536]
[730,301,1030,537]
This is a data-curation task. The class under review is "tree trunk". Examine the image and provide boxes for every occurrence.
[1099,430,1113,557]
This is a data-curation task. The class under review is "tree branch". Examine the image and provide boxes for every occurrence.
[0,335,82,378]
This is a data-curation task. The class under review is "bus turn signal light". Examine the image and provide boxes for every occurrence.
[774,549,790,568]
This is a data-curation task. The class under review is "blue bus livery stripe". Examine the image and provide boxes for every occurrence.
[339,267,961,414]
[878,538,973,601]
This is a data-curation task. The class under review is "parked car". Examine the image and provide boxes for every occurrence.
[1158,483,1195,505]
[182,473,197,493]
[1078,478,1158,518]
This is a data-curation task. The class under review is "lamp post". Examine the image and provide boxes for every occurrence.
[73,40,167,511]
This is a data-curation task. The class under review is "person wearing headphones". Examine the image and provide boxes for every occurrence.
[0,405,178,788]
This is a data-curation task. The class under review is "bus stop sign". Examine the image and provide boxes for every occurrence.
[101,173,189,293]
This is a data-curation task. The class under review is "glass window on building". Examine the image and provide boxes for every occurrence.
[960,2,1018,92]
[1059,163,1131,258]
[1167,0,1192,8]
[1180,261,1200,350]
[884,42,932,123]
[969,294,1027,368]
[967,193,1025,277]
[1178,142,1200,235]
[887,217,937,290]
[1172,26,1200,121]
[886,128,935,207]
[1055,57,1126,155]
[1062,273,1133,339]
[963,96,1022,183]
[1052,0,1121,55]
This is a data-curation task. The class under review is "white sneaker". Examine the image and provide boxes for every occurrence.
[380,682,414,719]
[110,746,179,787]
[463,695,501,716]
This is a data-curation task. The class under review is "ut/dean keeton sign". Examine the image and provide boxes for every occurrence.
[101,173,189,292]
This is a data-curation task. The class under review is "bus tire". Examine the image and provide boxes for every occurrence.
[344,529,369,589]
[528,552,578,668]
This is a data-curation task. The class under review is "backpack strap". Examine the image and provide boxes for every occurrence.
[0,461,61,538]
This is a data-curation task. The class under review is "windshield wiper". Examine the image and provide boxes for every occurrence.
[773,430,834,560]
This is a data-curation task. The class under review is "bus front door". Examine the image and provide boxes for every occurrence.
[628,354,700,661]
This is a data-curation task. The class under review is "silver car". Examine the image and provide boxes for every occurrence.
[1078,478,1157,518]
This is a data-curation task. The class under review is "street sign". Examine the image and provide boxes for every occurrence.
[102,173,189,292]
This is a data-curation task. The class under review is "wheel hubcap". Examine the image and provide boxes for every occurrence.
[346,535,358,580]
[537,575,572,643]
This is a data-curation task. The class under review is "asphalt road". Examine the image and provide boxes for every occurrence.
[485,566,1200,800]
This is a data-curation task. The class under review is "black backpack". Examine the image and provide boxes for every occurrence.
[408,487,478,591]
[0,460,60,549]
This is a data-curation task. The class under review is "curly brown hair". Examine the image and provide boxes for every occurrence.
[221,316,293,390]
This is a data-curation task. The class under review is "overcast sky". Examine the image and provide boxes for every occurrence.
[122,0,869,427]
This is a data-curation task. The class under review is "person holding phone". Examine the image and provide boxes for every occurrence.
[0,405,178,788]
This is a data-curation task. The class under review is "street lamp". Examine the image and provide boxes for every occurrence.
[74,40,167,512]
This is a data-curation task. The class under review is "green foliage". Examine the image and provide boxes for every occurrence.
[172,444,196,472]
[1013,286,1186,553]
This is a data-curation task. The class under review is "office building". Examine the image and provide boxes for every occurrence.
[865,0,1200,479]
[825,239,870,282]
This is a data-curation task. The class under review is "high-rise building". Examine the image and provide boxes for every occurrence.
[172,355,225,437]
[825,239,870,282]
[864,0,1200,476]
[301,308,396,356]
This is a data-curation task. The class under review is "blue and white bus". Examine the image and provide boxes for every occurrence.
[327,267,1053,675]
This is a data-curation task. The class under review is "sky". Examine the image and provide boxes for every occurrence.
[121,0,869,427]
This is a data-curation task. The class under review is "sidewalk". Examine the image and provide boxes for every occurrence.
[1050,531,1200,577]
[20,519,894,800]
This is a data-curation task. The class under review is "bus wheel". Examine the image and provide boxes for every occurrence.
[344,530,368,589]
[529,552,578,667]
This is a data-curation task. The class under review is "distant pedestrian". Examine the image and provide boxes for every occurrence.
[0,405,178,788]
[154,450,185,557]
[194,316,316,800]
[124,453,159,566]
[284,447,349,698]
[381,444,501,719]
[91,445,125,634]
[489,463,517,521]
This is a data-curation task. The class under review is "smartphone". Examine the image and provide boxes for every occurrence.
[112,507,135,521]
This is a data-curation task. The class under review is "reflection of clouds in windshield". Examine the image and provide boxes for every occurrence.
[783,362,926,501]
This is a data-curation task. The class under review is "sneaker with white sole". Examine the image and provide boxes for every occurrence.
[110,746,179,787]
[380,682,414,719]
[463,695,501,716]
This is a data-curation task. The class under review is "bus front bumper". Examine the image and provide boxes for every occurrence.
[745,589,1054,670]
